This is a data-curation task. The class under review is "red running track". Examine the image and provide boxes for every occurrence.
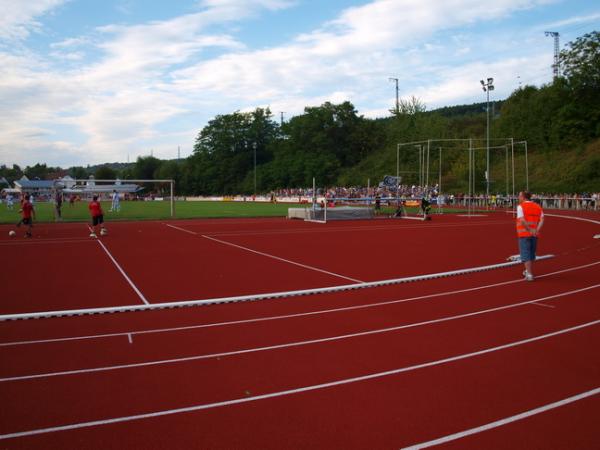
[0,211,598,448]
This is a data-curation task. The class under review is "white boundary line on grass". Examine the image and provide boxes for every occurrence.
[401,386,600,449]
[0,319,598,441]
[1,259,597,348]
[1,283,597,382]
[0,255,555,321]
[96,240,149,306]
[167,223,363,282]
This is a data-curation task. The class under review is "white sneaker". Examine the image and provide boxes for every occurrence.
[523,270,528,278]
[90,233,97,238]
[525,273,534,282]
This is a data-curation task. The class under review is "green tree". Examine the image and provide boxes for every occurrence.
[134,156,162,180]
[190,107,278,194]
[68,166,88,179]
[94,165,117,180]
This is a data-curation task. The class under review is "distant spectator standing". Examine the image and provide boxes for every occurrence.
[54,189,63,221]
[6,193,14,210]
[516,191,544,281]
[110,190,120,212]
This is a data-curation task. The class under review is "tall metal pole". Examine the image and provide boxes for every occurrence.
[253,142,257,196]
[480,78,494,202]
[486,87,490,201]
[170,180,175,218]
[389,78,399,114]
[396,143,400,208]
[505,145,509,198]
[438,147,442,194]
[511,138,515,211]
[524,141,529,192]
[468,139,472,216]
[426,139,431,187]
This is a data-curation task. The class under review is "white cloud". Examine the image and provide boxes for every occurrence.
[539,11,600,29]
[0,0,566,167]
[0,0,68,40]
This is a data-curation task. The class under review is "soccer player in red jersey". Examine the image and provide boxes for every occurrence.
[17,194,35,238]
[88,195,107,238]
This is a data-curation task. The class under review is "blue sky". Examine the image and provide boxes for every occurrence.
[0,0,598,168]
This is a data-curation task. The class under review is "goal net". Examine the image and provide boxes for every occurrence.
[53,177,176,219]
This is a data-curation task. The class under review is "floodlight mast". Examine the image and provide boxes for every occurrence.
[389,77,399,114]
[545,31,560,80]
[480,77,494,200]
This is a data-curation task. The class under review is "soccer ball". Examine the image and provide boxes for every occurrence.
[9,230,16,237]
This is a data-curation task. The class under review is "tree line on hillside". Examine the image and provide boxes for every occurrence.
[2,31,598,194]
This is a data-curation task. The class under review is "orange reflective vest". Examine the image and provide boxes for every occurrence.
[516,201,543,237]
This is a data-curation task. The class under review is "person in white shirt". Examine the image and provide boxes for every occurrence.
[110,190,120,212]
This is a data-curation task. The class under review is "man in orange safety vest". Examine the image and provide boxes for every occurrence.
[516,191,544,281]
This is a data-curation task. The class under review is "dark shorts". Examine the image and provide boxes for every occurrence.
[519,237,537,262]
[22,218,32,225]
[92,215,104,226]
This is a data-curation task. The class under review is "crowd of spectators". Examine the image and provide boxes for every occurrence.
[271,186,599,210]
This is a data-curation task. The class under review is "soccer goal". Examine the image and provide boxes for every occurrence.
[55,177,176,218]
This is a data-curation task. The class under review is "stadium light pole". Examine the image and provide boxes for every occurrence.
[253,142,257,196]
[389,77,399,114]
[480,77,494,200]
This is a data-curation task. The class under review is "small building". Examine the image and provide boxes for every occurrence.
[13,178,57,198]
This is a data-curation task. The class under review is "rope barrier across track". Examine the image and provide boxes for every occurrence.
[0,255,554,321]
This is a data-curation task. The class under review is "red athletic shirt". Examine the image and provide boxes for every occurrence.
[21,201,33,219]
[89,201,103,217]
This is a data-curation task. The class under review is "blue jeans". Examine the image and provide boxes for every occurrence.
[519,237,538,262]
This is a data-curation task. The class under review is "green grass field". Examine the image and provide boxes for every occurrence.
[0,201,300,224]
[0,200,485,224]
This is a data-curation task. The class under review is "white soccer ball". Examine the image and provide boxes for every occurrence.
[9,230,16,237]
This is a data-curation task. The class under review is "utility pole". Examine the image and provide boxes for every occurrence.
[480,77,495,200]
[279,111,285,126]
[545,31,560,80]
[389,77,399,114]
[177,146,180,160]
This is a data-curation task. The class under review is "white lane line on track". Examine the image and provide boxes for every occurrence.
[201,234,364,283]
[165,223,196,235]
[166,222,363,283]
[0,319,598,441]
[96,240,149,306]
[2,284,597,382]
[401,386,600,449]
[531,302,556,309]
[544,214,600,226]
[1,260,598,348]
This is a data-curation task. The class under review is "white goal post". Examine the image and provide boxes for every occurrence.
[54,178,176,217]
